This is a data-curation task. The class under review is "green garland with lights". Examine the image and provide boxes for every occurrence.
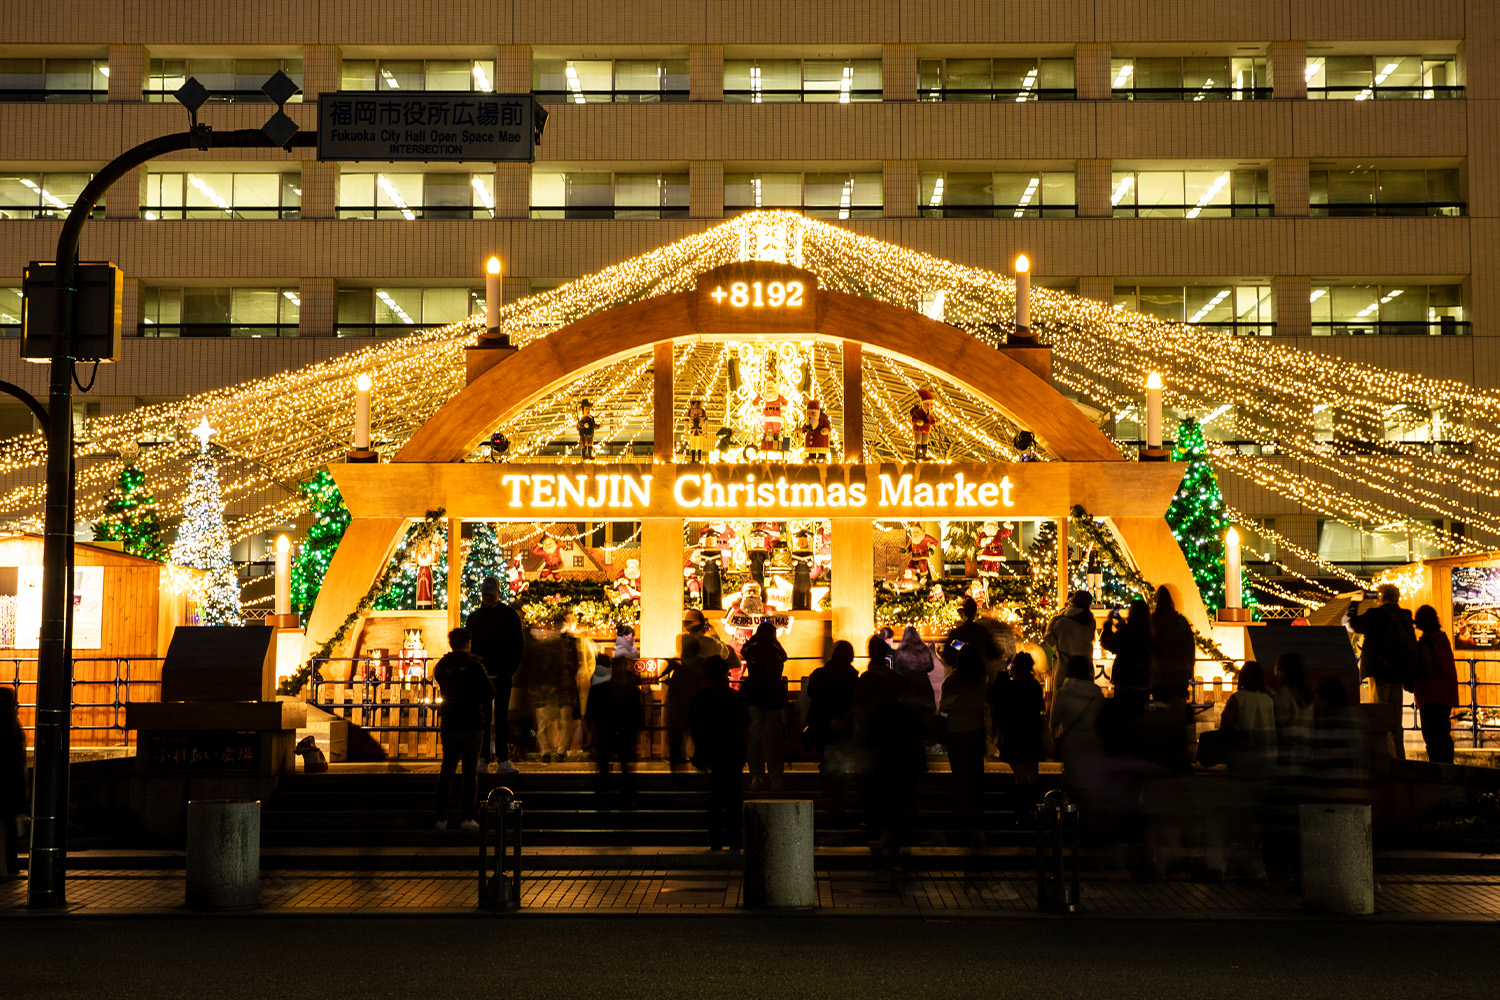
[289,469,349,625]
[1165,418,1257,618]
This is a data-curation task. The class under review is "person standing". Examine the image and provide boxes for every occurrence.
[1049,654,1104,798]
[892,625,939,718]
[941,597,997,675]
[432,628,495,831]
[1413,604,1460,765]
[1345,583,1418,760]
[1218,661,1277,779]
[1149,586,1196,704]
[990,651,1046,821]
[1273,652,1316,774]
[804,640,859,759]
[740,620,789,791]
[939,644,990,846]
[524,615,578,763]
[466,575,524,775]
[592,647,644,804]
[1045,591,1098,673]
[0,687,27,875]
[662,609,715,778]
[1100,598,1152,714]
[856,633,926,861]
[690,655,749,851]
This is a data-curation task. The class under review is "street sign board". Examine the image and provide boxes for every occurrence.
[317,91,535,162]
[21,261,123,363]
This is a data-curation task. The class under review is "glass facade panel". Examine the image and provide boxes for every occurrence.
[421,288,470,325]
[423,60,472,91]
[1137,287,1184,321]
[184,288,231,325]
[340,60,377,91]
[0,59,44,90]
[1182,57,1229,94]
[1135,172,1185,215]
[374,288,422,325]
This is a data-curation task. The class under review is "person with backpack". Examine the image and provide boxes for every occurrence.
[1413,604,1460,764]
[1346,583,1418,760]
[432,628,496,831]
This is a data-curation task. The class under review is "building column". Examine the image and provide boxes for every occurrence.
[494,45,531,93]
[831,518,874,649]
[690,46,723,102]
[300,160,337,220]
[842,341,863,463]
[1078,276,1114,305]
[882,44,916,102]
[640,518,683,657]
[1271,275,1311,337]
[1268,41,1306,100]
[1075,159,1112,218]
[495,162,530,219]
[107,44,145,102]
[1073,43,1112,101]
[299,276,336,337]
[447,518,463,632]
[1272,158,1309,217]
[690,161,723,220]
[301,44,340,101]
[653,341,675,462]
[882,160,918,219]
[1056,514,1071,607]
[118,276,141,338]
[106,168,142,219]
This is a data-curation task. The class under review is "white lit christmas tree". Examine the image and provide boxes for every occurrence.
[170,418,243,625]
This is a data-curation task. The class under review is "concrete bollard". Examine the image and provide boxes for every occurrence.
[1299,803,1374,915]
[742,799,815,909]
[186,799,261,911]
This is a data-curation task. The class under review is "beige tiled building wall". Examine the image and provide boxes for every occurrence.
[0,0,1492,575]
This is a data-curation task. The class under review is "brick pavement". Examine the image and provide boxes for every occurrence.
[4,869,1499,920]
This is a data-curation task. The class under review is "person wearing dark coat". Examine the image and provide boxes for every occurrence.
[739,620,789,791]
[1149,585,1196,705]
[432,628,497,830]
[661,609,721,778]
[1413,604,1460,765]
[856,633,926,861]
[941,597,997,674]
[1,686,27,876]
[589,651,645,802]
[690,655,749,850]
[803,640,859,755]
[465,575,525,773]
[940,644,990,845]
[1346,583,1419,760]
[1100,597,1152,713]
[989,651,1046,818]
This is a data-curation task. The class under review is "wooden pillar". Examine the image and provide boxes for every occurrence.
[654,341,675,463]
[842,341,863,463]
[640,518,683,658]
[831,517,874,651]
[1056,514,1071,607]
[447,518,463,632]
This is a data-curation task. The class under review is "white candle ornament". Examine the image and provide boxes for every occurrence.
[1014,254,1030,336]
[274,534,291,616]
[1145,372,1163,450]
[486,256,502,335]
[354,373,372,451]
[1224,526,1242,609]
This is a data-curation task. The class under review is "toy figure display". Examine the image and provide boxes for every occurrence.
[713,426,737,461]
[791,531,815,610]
[899,524,941,592]
[1086,548,1103,603]
[531,534,565,581]
[910,388,939,461]
[415,548,435,609]
[977,520,1009,579]
[801,399,832,463]
[746,522,773,589]
[683,399,709,463]
[576,399,597,460]
[692,527,725,610]
[609,557,642,605]
[722,580,767,641]
[755,387,788,459]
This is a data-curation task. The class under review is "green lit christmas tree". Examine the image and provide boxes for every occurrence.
[1165,418,1254,613]
[459,521,508,618]
[170,422,242,625]
[373,521,448,610]
[93,462,166,561]
[289,469,349,624]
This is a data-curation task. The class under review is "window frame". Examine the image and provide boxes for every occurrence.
[144,57,304,103]
[723,58,883,103]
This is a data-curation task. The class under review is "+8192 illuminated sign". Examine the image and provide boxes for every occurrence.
[695,261,818,335]
[709,279,806,309]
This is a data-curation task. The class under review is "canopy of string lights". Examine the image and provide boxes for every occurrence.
[0,211,1491,578]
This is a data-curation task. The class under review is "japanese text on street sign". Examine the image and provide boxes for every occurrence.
[318,92,534,162]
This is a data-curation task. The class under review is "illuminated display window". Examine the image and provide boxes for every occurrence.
[918,58,1074,101]
[533,58,688,103]
[919,171,1075,218]
[144,170,300,220]
[1305,55,1460,100]
[338,58,495,93]
[724,172,881,219]
[724,59,881,103]
[146,57,303,102]
[1110,56,1268,100]
[338,172,496,220]
[1110,169,1270,218]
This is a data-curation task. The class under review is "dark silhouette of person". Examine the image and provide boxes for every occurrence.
[989,651,1046,823]
[1413,604,1460,765]
[1,686,27,876]
[940,643,990,846]
[465,574,525,774]
[431,628,495,831]
[856,633,926,863]
[1101,597,1152,714]
[589,648,644,805]
[804,640,859,757]
[740,620,788,791]
[690,654,749,850]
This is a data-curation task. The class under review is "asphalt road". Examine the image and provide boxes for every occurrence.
[6,915,1487,999]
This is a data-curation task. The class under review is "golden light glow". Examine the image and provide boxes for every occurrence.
[1014,254,1030,273]
[487,256,501,275]
[1225,526,1240,547]
[276,533,290,554]
[356,373,373,392]
[1146,372,1163,390]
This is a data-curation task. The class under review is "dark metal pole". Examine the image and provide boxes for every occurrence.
[28,126,314,908]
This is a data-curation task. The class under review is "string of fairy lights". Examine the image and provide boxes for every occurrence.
[0,210,1495,594]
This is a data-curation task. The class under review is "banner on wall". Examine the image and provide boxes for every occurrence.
[6,566,104,650]
[1452,565,1500,651]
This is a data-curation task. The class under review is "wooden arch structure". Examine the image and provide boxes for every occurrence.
[305,262,1206,662]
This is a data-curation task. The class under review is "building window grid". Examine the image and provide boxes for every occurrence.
[1310,284,1466,337]
[1309,167,1463,218]
[1110,56,1269,100]
[338,58,497,94]
[141,286,302,339]
[1114,284,1275,337]
[723,59,882,103]
[1110,169,1272,218]
[917,58,1076,102]
[336,287,483,338]
[338,172,497,220]
[723,171,882,219]
[145,58,304,102]
[0,173,102,220]
[143,171,301,220]
[0,58,108,102]
[530,171,689,220]
[1304,56,1461,100]
[532,58,689,103]
[0,287,21,338]
[918,171,1077,218]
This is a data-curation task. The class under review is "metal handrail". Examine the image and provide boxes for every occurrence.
[141,206,301,220]
[1309,202,1465,217]
[335,205,497,220]
[723,88,883,102]
[919,205,1079,219]
[1310,321,1470,337]
[4,656,165,741]
[1307,85,1464,100]
[1111,204,1274,218]
[527,205,690,220]
[918,88,1077,102]
[1112,86,1273,101]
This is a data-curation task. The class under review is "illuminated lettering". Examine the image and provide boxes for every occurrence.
[714,280,806,309]
[913,482,935,506]
[558,475,587,507]
[879,474,912,507]
[999,476,1015,507]
[937,483,954,506]
[587,475,608,508]
[757,482,775,505]
[728,483,742,505]
[622,475,651,507]
[954,473,977,507]
[674,474,701,507]
[531,475,555,507]
[827,483,847,507]
[977,483,999,506]
[607,474,622,507]
[502,474,528,507]
[703,475,726,506]
[790,483,823,506]
[848,482,866,505]
[776,478,790,506]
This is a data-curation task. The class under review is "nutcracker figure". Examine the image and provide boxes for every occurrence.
[683,399,709,463]
[692,526,726,611]
[791,530,815,610]
[801,399,832,463]
[910,388,939,461]
[576,399,598,460]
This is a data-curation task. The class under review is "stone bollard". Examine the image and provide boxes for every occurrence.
[186,799,261,911]
[742,799,815,910]
[1299,803,1374,915]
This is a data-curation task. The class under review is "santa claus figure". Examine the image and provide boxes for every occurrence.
[755,388,788,458]
[902,524,941,590]
[723,580,768,644]
[977,520,1009,579]
[531,534,565,581]
[610,558,642,605]
[910,388,939,461]
[801,399,832,463]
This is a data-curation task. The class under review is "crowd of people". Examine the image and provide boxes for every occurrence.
[430,574,1463,869]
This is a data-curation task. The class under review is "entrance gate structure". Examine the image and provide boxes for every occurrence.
[304,260,1205,664]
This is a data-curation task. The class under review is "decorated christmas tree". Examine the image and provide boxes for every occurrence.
[459,521,508,618]
[170,421,242,625]
[93,462,166,560]
[1018,519,1059,642]
[373,521,448,610]
[1165,418,1254,613]
[289,469,349,624]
